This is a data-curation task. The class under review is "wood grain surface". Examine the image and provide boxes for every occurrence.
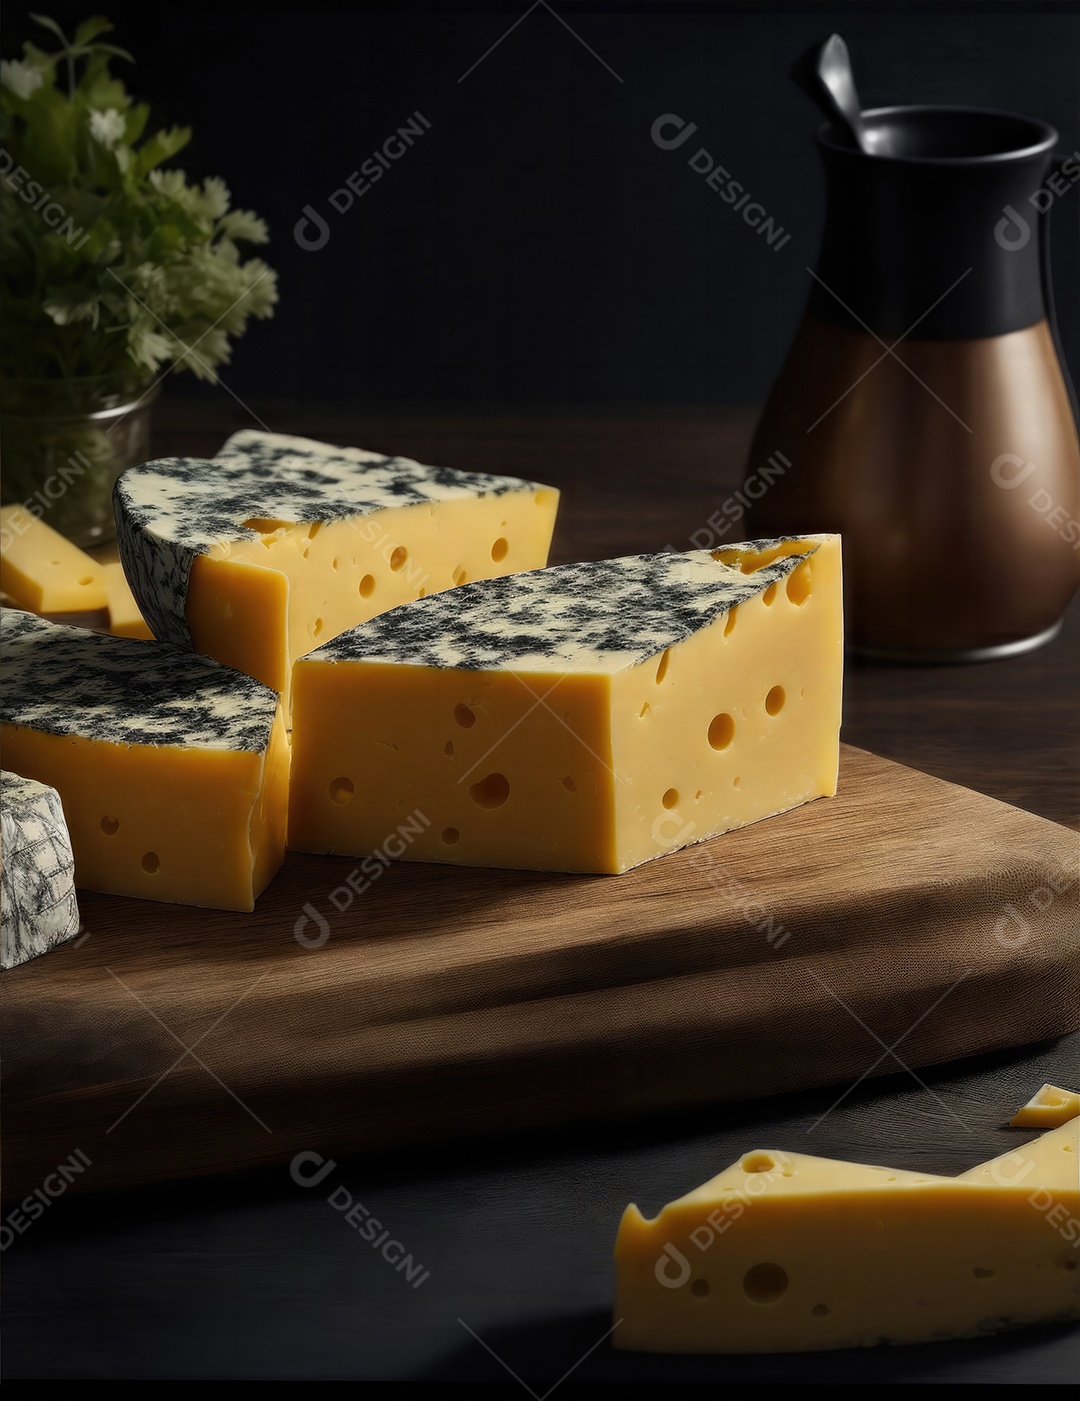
[4,744,1076,1201]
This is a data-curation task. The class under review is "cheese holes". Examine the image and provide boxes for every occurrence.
[470,773,510,808]
[743,1263,788,1305]
[329,777,354,805]
[762,582,778,606]
[691,1280,710,1299]
[308,522,323,541]
[390,546,408,572]
[708,713,735,750]
[491,537,509,562]
[562,776,577,792]
[452,565,467,586]
[742,1153,776,1173]
[811,1304,830,1319]
[444,741,455,757]
[655,649,670,684]
[78,576,95,587]
[724,607,737,637]
[765,685,786,716]
[639,702,650,718]
[141,852,160,874]
[441,827,460,845]
[454,704,476,728]
[359,575,376,598]
[662,788,679,810]
[972,1268,995,1279]
[786,561,812,605]
[313,617,324,638]
[100,816,119,835]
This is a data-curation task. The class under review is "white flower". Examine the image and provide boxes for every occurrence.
[199,176,230,220]
[88,108,127,150]
[148,169,187,199]
[1,60,44,100]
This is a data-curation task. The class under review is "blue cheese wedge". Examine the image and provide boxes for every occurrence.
[1,771,80,969]
[114,430,559,705]
[289,535,843,873]
[1,609,289,911]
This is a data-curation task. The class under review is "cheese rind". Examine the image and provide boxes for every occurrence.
[288,535,843,873]
[1,610,287,911]
[1,771,80,969]
[0,504,108,612]
[1009,1084,1080,1129]
[613,1115,1080,1354]
[114,431,559,702]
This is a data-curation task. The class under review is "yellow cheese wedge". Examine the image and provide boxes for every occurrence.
[114,431,559,709]
[613,1111,1080,1353]
[101,561,154,640]
[1008,1085,1080,1129]
[0,504,108,612]
[1,609,288,912]
[959,1116,1079,1188]
[288,535,842,873]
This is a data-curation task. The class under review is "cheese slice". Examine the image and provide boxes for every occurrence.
[0,504,108,612]
[1009,1085,1080,1129]
[114,430,559,707]
[614,1111,1080,1353]
[101,560,154,639]
[288,535,843,873]
[1,770,81,969]
[0,610,288,912]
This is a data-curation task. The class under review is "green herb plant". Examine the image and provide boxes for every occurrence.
[0,13,278,392]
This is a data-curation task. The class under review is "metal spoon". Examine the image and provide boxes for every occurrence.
[792,33,873,154]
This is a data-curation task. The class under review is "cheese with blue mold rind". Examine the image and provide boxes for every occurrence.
[288,535,843,873]
[1,609,288,912]
[113,430,559,703]
[1,770,80,970]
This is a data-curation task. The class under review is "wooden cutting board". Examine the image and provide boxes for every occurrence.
[2,745,1076,1202]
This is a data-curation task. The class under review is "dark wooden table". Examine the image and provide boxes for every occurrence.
[6,403,1078,1386]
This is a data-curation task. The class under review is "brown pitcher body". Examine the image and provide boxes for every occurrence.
[747,106,1080,659]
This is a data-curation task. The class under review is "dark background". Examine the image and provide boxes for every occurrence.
[9,1,1080,413]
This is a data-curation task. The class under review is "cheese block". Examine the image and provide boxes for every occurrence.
[1,771,80,969]
[959,1114,1079,1188]
[288,535,842,873]
[1009,1084,1080,1129]
[0,609,288,912]
[0,504,108,612]
[114,430,560,706]
[102,560,154,639]
[613,1108,1080,1353]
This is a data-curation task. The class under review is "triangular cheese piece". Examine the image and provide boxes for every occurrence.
[1008,1084,1080,1130]
[959,1116,1078,1189]
[614,1101,1080,1354]
[115,432,559,707]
